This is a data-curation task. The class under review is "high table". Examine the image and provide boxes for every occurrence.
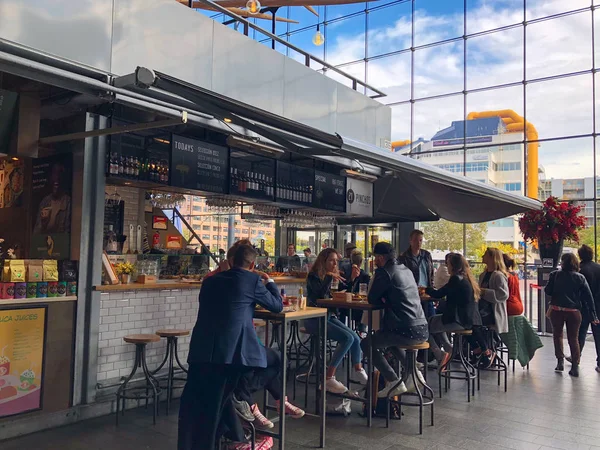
[316,299,384,427]
[253,306,328,450]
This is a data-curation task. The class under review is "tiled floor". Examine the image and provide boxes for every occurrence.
[3,335,600,450]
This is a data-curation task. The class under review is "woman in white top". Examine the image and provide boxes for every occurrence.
[434,253,453,289]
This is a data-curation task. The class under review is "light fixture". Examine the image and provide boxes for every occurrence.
[223,118,233,123]
[246,0,261,14]
[312,24,324,46]
[226,135,285,157]
[153,138,171,145]
[11,157,19,161]
[341,169,378,182]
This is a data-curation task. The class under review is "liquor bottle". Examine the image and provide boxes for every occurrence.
[110,152,118,175]
[160,160,167,183]
[134,157,139,179]
[248,171,254,191]
[104,225,118,254]
[231,167,238,191]
[118,154,124,176]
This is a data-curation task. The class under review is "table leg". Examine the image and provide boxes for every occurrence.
[367,309,373,428]
[319,315,327,448]
[279,320,287,450]
[264,320,270,411]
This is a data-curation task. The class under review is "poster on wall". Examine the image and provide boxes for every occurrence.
[0,159,25,209]
[0,307,46,418]
[30,154,73,259]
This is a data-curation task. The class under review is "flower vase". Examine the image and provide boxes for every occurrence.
[538,239,564,268]
[120,274,132,284]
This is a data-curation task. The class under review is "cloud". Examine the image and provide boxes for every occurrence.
[322,0,597,179]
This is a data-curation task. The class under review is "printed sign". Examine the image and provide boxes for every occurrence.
[166,235,182,249]
[152,216,168,230]
[542,258,554,268]
[346,178,373,217]
[0,307,46,418]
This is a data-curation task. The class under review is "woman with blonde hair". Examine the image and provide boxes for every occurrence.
[305,248,367,393]
[426,253,479,370]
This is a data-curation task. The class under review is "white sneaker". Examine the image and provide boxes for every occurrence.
[415,368,426,386]
[352,368,369,385]
[325,377,348,394]
[377,380,407,398]
[416,361,424,369]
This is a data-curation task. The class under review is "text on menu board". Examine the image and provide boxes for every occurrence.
[171,134,229,194]
[313,170,346,212]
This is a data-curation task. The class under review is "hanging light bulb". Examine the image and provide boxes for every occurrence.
[246,0,261,14]
[312,23,324,46]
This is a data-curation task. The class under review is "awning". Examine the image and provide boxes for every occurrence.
[0,48,541,222]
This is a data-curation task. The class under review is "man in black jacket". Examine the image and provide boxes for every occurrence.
[360,242,429,398]
[577,245,600,372]
[398,229,435,317]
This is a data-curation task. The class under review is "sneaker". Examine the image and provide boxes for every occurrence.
[415,368,426,386]
[276,397,305,419]
[351,368,369,385]
[251,404,274,429]
[566,356,573,364]
[439,351,452,373]
[569,365,579,378]
[325,377,348,394]
[427,360,438,371]
[555,358,565,372]
[416,361,424,370]
[377,380,407,398]
[232,395,254,422]
[479,351,496,369]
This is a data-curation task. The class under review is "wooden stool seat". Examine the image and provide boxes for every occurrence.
[299,327,308,334]
[156,329,190,338]
[454,330,473,335]
[124,334,161,344]
[398,342,430,350]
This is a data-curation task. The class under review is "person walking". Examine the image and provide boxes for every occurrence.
[544,253,599,377]
[502,254,524,316]
[576,245,600,373]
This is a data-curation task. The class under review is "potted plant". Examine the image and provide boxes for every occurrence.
[518,196,586,267]
[114,262,136,284]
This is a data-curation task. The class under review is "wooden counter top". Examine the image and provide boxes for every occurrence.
[272,277,307,284]
[0,296,78,307]
[253,306,327,321]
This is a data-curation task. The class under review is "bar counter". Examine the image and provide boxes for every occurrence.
[93,277,308,292]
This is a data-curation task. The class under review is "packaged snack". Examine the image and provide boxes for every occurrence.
[9,260,25,282]
[0,283,15,299]
[59,260,78,282]
[27,261,44,283]
[14,282,26,299]
[48,281,58,298]
[37,282,48,298]
[26,283,37,299]
[43,260,58,282]
[67,281,77,296]
[57,281,67,297]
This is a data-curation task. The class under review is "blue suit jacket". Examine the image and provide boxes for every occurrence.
[187,268,283,368]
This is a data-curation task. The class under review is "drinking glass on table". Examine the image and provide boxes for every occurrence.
[359,283,368,297]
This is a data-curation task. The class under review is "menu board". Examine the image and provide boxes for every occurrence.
[171,134,229,194]
[0,307,46,418]
[275,161,314,206]
[229,149,275,201]
[313,170,346,213]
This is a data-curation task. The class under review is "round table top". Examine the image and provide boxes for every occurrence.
[398,342,430,350]
[124,334,161,344]
[156,329,191,338]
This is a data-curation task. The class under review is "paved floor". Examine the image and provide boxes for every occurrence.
[3,335,600,450]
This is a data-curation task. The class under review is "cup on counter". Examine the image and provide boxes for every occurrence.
[288,296,299,312]
[359,283,368,296]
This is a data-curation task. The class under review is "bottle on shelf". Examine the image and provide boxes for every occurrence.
[134,156,140,179]
[118,154,124,176]
[231,167,238,191]
[104,225,118,254]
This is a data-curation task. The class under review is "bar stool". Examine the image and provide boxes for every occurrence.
[153,329,190,415]
[386,342,434,435]
[477,326,508,392]
[439,330,477,402]
[116,334,162,425]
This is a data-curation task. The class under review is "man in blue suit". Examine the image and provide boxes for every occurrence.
[178,244,283,450]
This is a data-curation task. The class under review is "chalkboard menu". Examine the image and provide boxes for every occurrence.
[313,170,346,212]
[171,134,229,194]
[275,161,314,206]
[230,149,275,201]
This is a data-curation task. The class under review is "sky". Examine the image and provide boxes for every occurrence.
[206,0,599,180]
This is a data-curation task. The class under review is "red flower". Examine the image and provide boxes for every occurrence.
[519,196,586,245]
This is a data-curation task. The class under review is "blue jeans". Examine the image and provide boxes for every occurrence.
[305,316,362,369]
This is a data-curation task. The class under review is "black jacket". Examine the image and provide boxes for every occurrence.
[545,270,598,320]
[368,260,428,331]
[306,272,333,307]
[398,248,434,288]
[579,260,600,315]
[426,275,475,328]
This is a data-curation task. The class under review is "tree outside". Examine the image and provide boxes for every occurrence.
[419,220,488,259]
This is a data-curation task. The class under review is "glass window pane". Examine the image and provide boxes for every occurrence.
[367,1,412,58]
[288,29,325,62]
[325,61,366,91]
[289,6,321,31]
[414,0,464,47]
[526,12,592,80]
[367,52,411,104]
[526,74,593,141]
[540,137,594,186]
[390,103,411,153]
[466,27,523,90]
[325,15,366,64]
[526,0,590,22]
[413,95,464,144]
[414,41,464,98]
[326,2,367,19]
[466,0,523,35]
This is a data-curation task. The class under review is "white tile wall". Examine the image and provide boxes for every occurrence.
[96,288,199,383]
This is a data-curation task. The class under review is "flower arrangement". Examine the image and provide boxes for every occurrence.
[114,262,136,275]
[518,196,586,245]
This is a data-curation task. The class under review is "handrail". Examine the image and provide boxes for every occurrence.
[188,0,387,99]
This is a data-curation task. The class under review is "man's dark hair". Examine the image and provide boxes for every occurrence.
[303,248,311,254]
[233,245,258,269]
[578,244,594,263]
[288,243,296,249]
[409,229,424,239]
[373,242,396,262]
[561,253,580,272]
